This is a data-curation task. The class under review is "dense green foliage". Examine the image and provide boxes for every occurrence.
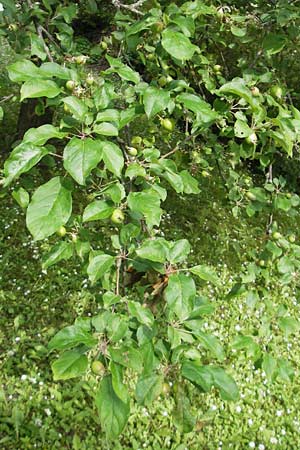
[1,0,300,447]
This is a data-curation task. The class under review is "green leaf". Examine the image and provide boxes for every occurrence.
[109,346,143,372]
[136,238,170,263]
[23,125,66,146]
[63,96,88,121]
[173,384,196,433]
[181,361,214,392]
[95,375,130,439]
[143,86,170,119]
[106,55,140,84]
[125,163,147,180]
[110,362,129,403]
[3,143,49,186]
[20,80,61,101]
[218,78,261,112]
[96,109,120,124]
[161,29,197,60]
[189,265,220,286]
[48,325,96,350]
[128,191,162,228]
[209,366,239,401]
[26,177,72,240]
[93,122,119,136]
[135,374,163,406]
[169,239,190,263]
[0,106,3,121]
[63,137,103,185]
[87,253,115,284]
[42,241,73,269]
[39,62,75,80]
[105,183,125,203]
[164,274,195,320]
[180,170,200,194]
[234,119,252,138]
[262,353,277,382]
[12,187,29,208]
[177,93,218,126]
[263,33,286,55]
[30,33,47,60]
[128,301,154,327]
[182,362,239,401]
[7,60,43,82]
[100,141,124,178]
[278,317,300,337]
[194,331,225,361]
[83,200,114,222]
[52,350,88,380]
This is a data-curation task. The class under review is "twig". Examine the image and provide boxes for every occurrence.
[111,0,146,15]
[37,25,54,62]
[0,94,14,104]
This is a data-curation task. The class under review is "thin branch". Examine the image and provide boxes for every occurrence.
[111,0,146,15]
[37,25,54,62]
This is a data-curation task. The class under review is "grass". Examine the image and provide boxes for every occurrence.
[1,172,300,449]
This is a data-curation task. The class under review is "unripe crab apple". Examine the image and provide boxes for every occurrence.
[131,136,143,146]
[246,191,257,201]
[270,85,283,99]
[246,132,258,145]
[56,226,67,237]
[66,80,77,90]
[91,361,105,375]
[161,118,174,132]
[127,147,138,156]
[111,208,125,224]
[272,231,282,240]
[251,86,260,96]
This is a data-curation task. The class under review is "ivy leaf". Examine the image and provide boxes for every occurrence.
[135,374,163,406]
[100,141,124,178]
[161,29,197,60]
[143,86,170,119]
[3,142,49,186]
[26,177,72,240]
[95,375,130,439]
[42,241,73,269]
[189,265,220,286]
[164,274,195,320]
[87,253,115,284]
[51,350,88,381]
[20,80,61,101]
[83,201,114,222]
[23,125,66,146]
[63,137,103,185]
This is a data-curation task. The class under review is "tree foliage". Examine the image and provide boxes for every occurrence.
[1,0,300,438]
